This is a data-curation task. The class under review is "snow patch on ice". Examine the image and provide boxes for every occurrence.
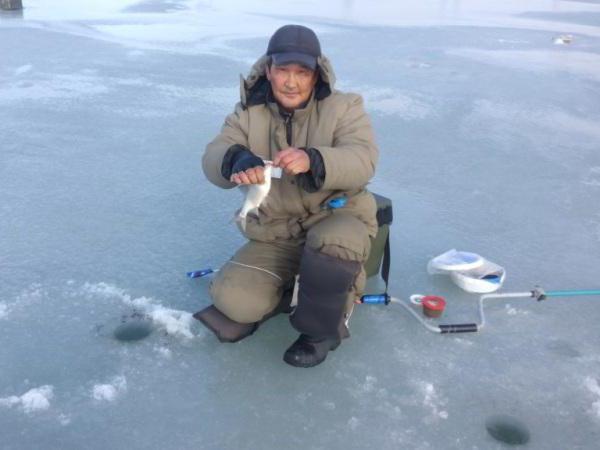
[82,282,195,339]
[0,73,110,103]
[343,85,432,119]
[347,416,360,430]
[92,375,127,402]
[582,167,600,187]
[18,283,45,303]
[505,304,530,316]
[58,413,72,426]
[447,48,600,83]
[94,23,203,43]
[453,337,474,346]
[154,346,173,359]
[322,401,336,410]
[1,284,46,319]
[0,302,9,319]
[296,392,312,403]
[14,64,33,76]
[359,375,378,394]
[497,39,530,44]
[0,385,54,414]
[418,382,449,421]
[584,377,600,419]
[465,99,600,144]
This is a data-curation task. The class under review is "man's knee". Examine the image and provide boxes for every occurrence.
[306,213,371,263]
[210,261,283,323]
[305,213,371,309]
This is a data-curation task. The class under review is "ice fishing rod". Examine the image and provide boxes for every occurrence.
[187,263,283,281]
[359,287,600,334]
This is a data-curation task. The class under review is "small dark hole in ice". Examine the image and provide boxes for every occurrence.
[113,321,153,342]
[485,415,530,446]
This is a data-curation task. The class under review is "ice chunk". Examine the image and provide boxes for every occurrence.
[92,376,127,402]
[0,385,54,414]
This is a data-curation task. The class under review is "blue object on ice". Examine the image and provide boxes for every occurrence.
[187,268,214,278]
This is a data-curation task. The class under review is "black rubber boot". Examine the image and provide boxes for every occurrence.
[290,248,360,338]
[286,248,360,367]
[283,334,341,368]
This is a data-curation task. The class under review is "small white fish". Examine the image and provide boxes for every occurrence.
[235,163,273,231]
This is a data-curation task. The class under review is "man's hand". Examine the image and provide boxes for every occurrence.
[231,166,265,185]
[273,147,310,175]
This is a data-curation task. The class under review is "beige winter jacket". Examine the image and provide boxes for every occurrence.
[203,54,378,246]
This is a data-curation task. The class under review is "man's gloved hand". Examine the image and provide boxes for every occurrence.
[221,144,266,185]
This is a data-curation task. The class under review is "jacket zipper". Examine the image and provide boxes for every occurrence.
[283,112,293,146]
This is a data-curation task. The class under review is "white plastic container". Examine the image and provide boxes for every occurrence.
[427,249,484,274]
[450,260,506,293]
[427,249,505,293]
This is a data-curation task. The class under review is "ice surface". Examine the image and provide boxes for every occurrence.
[2,1,600,449]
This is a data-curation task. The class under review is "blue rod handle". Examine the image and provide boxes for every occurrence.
[360,294,390,305]
[187,268,214,279]
[546,289,600,297]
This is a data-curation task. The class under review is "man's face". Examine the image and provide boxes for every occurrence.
[266,62,318,111]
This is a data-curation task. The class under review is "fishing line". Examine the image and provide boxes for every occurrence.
[226,261,283,281]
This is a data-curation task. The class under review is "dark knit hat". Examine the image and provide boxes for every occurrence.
[266,25,321,70]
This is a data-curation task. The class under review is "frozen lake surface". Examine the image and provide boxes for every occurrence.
[1,1,600,448]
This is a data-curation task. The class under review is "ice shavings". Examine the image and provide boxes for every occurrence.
[0,386,54,414]
[418,382,449,421]
[92,376,127,402]
[505,304,530,316]
[154,346,173,359]
[584,377,600,419]
[1,284,46,319]
[82,282,195,339]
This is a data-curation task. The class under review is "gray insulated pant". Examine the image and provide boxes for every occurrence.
[209,212,371,326]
